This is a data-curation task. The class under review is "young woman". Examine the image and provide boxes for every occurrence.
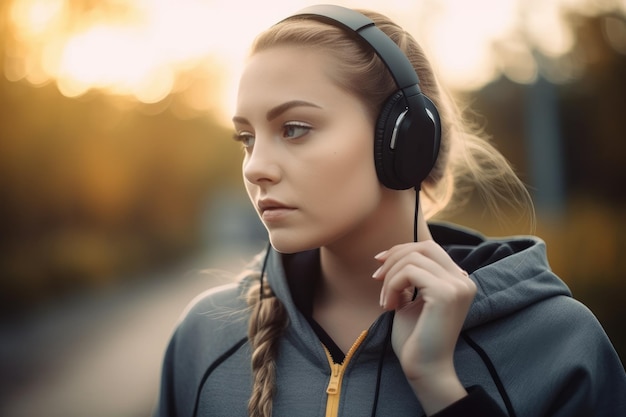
[154,5,626,417]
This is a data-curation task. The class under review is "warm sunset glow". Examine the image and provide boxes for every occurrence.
[4,0,624,121]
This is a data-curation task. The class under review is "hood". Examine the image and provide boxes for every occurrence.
[429,223,572,330]
[263,222,571,334]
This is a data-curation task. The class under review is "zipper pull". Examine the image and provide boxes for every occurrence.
[326,363,342,394]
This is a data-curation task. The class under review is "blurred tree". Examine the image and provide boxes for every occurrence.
[0,26,242,313]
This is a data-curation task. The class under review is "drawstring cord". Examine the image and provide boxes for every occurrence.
[462,332,517,417]
[370,312,393,417]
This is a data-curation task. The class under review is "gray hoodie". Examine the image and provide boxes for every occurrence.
[154,223,626,417]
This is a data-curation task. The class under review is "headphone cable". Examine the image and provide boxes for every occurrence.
[372,187,421,416]
[413,186,420,242]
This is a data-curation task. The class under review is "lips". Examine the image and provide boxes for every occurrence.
[257,199,295,222]
[257,198,292,212]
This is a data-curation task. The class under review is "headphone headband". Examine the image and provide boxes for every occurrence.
[290,5,421,95]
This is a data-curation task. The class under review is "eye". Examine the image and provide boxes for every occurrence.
[233,131,255,148]
[282,122,311,140]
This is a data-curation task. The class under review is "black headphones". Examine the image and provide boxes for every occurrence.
[286,5,442,190]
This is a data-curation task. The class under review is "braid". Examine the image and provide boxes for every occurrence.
[247,276,289,417]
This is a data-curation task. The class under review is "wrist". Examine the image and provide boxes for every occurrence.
[408,370,467,416]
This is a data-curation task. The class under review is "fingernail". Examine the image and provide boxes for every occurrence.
[379,289,386,308]
[374,250,387,260]
[372,265,382,279]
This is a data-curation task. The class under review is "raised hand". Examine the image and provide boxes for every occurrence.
[373,240,476,415]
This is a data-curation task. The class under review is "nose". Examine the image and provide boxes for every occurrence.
[243,136,281,186]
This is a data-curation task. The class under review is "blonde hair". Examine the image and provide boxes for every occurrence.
[244,9,534,417]
[246,275,288,417]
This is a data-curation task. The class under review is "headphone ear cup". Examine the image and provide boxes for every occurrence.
[374,91,441,190]
[422,94,441,177]
[374,91,407,189]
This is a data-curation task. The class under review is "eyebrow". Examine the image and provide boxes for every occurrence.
[232,100,322,125]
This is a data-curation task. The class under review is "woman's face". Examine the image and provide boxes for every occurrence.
[233,46,389,253]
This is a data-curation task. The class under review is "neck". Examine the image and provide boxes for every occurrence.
[316,190,433,311]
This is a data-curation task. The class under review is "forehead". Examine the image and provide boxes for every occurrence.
[235,46,350,114]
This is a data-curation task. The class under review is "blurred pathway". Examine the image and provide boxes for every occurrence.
[0,248,257,417]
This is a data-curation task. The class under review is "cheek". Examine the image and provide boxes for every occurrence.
[331,151,376,189]
[310,139,381,213]
[244,181,254,203]
[242,163,254,200]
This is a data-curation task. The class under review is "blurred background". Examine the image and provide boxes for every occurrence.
[0,0,624,416]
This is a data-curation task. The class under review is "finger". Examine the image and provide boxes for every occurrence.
[381,263,444,310]
[381,250,452,308]
[373,242,427,280]
[374,241,463,281]
[380,255,475,310]
[409,240,467,276]
[381,249,450,288]
[374,242,469,294]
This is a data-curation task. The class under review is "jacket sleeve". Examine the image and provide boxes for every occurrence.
[430,386,507,417]
[484,295,626,417]
[539,298,626,417]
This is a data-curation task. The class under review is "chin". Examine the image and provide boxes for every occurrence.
[268,232,321,254]
[269,239,313,255]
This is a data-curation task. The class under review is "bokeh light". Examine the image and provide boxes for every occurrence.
[4,0,625,121]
